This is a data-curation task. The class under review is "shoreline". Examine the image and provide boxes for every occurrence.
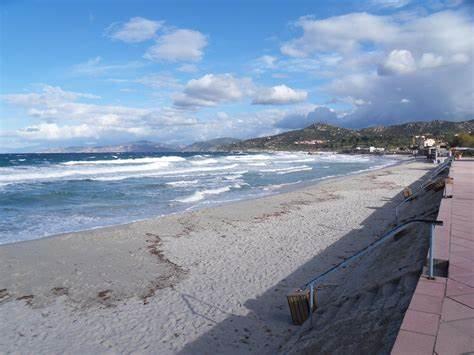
[0,155,412,247]
[0,159,435,354]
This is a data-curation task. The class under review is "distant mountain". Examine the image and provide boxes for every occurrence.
[42,140,179,153]
[182,137,241,152]
[39,120,473,154]
[226,120,474,151]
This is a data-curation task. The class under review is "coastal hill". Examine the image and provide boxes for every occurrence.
[181,137,241,152]
[41,120,474,153]
[226,119,474,151]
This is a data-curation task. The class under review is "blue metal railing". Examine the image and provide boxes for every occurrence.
[395,157,452,223]
[302,219,443,322]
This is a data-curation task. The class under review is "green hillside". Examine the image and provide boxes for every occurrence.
[227,120,474,151]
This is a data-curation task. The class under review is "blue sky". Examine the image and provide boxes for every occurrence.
[0,0,472,152]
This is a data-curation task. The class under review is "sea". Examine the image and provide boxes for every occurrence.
[0,151,401,244]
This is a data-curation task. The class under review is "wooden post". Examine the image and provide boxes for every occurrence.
[402,187,413,198]
[287,289,317,325]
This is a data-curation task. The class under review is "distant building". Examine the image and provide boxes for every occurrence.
[424,138,436,147]
[369,146,385,153]
[294,140,326,145]
[413,135,436,148]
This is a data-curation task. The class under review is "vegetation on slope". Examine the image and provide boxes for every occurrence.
[226,120,474,151]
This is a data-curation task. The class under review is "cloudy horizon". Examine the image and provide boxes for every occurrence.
[1,0,473,152]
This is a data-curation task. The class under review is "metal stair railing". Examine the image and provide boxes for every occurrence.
[395,157,452,223]
[302,219,443,325]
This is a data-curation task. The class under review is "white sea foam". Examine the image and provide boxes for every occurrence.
[166,180,199,187]
[189,158,218,165]
[225,154,270,162]
[176,186,235,203]
[276,166,313,174]
[0,162,239,185]
[260,165,311,174]
[263,180,303,191]
[62,156,186,165]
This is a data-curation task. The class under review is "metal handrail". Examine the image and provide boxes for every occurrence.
[395,158,452,223]
[302,219,443,322]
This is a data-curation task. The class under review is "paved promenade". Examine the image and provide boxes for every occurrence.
[392,160,474,354]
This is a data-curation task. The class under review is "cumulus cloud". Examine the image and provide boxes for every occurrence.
[281,13,398,56]
[418,52,444,69]
[144,29,207,62]
[279,9,473,126]
[174,74,308,109]
[378,49,416,75]
[173,74,252,108]
[2,85,197,142]
[275,106,338,129]
[105,17,162,43]
[252,85,308,105]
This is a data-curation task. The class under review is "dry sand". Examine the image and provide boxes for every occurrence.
[0,160,441,354]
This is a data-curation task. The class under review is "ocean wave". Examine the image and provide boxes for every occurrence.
[175,185,239,203]
[166,180,199,187]
[189,158,218,165]
[225,154,271,162]
[263,180,303,191]
[61,156,186,165]
[260,165,312,174]
[0,162,240,185]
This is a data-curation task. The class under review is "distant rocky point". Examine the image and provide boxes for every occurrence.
[42,140,179,153]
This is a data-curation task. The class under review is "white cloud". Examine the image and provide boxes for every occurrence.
[72,56,144,76]
[216,111,229,120]
[135,73,183,90]
[400,98,410,103]
[371,0,411,9]
[451,53,469,64]
[378,49,416,75]
[3,85,100,106]
[252,85,308,105]
[276,106,338,129]
[106,17,162,43]
[18,123,98,140]
[281,13,398,56]
[419,53,444,69]
[279,9,473,126]
[177,64,199,73]
[174,74,308,108]
[259,55,277,68]
[173,74,251,108]
[3,85,197,142]
[144,29,207,62]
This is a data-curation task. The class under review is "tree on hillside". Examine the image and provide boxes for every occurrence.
[451,133,474,148]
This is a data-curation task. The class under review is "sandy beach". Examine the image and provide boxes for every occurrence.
[0,160,443,354]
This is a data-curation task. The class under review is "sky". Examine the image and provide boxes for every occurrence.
[0,0,473,152]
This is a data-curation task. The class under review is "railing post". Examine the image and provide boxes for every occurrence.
[309,282,314,327]
[428,223,435,279]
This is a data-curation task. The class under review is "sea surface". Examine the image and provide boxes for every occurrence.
[0,151,400,244]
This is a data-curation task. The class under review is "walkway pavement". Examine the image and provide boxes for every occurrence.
[392,160,474,355]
